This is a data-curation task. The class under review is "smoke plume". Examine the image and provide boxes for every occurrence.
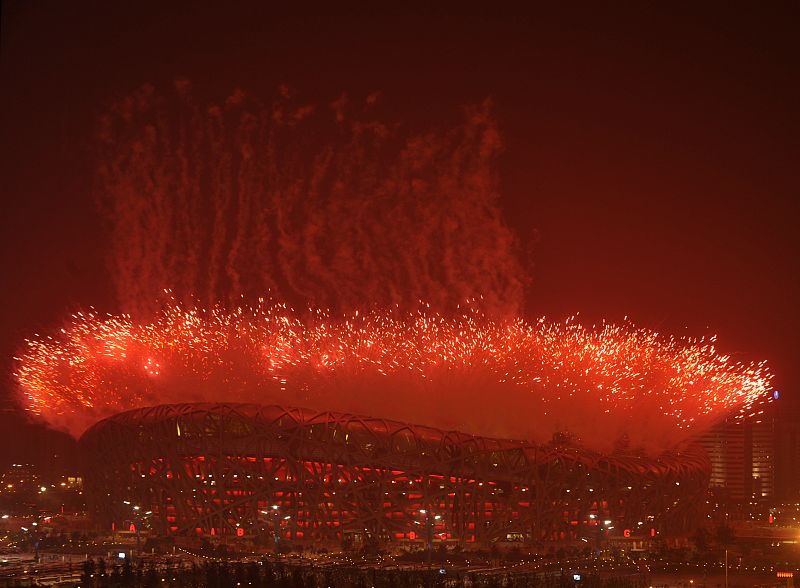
[95,81,526,319]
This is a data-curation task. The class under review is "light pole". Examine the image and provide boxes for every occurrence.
[724,548,728,588]
[123,501,152,555]
[261,505,289,552]
[132,506,142,552]
[419,509,442,567]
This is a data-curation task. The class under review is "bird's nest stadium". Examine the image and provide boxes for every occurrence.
[79,403,710,548]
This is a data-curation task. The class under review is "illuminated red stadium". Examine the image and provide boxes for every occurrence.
[80,402,710,547]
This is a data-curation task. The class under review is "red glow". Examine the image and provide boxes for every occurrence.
[15,303,773,451]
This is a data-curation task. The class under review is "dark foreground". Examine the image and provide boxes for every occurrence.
[1,553,791,588]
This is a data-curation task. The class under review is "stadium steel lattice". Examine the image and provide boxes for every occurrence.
[79,403,711,547]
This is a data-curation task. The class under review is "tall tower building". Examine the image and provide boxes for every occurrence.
[751,417,775,500]
[775,411,800,501]
[696,414,774,502]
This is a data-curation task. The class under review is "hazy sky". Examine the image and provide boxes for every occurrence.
[1,2,797,462]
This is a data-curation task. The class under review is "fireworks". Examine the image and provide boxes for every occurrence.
[14,302,772,452]
[95,83,524,319]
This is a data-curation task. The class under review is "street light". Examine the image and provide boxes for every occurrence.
[419,508,443,567]
[260,506,286,551]
[124,500,152,554]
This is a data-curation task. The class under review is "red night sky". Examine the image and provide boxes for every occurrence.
[0,2,798,465]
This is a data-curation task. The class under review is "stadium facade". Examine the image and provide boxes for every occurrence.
[79,403,710,547]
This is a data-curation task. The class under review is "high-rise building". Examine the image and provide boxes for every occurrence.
[751,418,775,500]
[775,411,800,501]
[696,415,774,502]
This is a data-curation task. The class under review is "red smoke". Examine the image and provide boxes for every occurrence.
[14,84,773,454]
[15,304,772,452]
[95,82,525,319]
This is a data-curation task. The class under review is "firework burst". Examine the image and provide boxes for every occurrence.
[14,301,772,452]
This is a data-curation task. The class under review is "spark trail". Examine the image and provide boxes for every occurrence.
[95,82,525,319]
[14,303,772,452]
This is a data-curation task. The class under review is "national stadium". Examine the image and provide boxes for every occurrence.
[79,402,711,548]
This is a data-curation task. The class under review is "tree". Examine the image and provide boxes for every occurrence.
[218,562,234,588]
[136,558,146,586]
[205,562,219,588]
[291,568,305,588]
[82,558,96,588]
[110,564,123,587]
[690,527,710,553]
[247,562,262,588]
[144,562,158,588]
[715,524,735,548]
[121,557,134,587]
[97,557,108,587]
[263,561,276,587]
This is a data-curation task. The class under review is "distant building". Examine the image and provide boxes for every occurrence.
[81,403,711,544]
[696,415,774,502]
[0,463,39,494]
[775,413,800,501]
[751,417,775,500]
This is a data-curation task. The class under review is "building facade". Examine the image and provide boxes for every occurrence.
[80,403,711,547]
[697,415,775,503]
